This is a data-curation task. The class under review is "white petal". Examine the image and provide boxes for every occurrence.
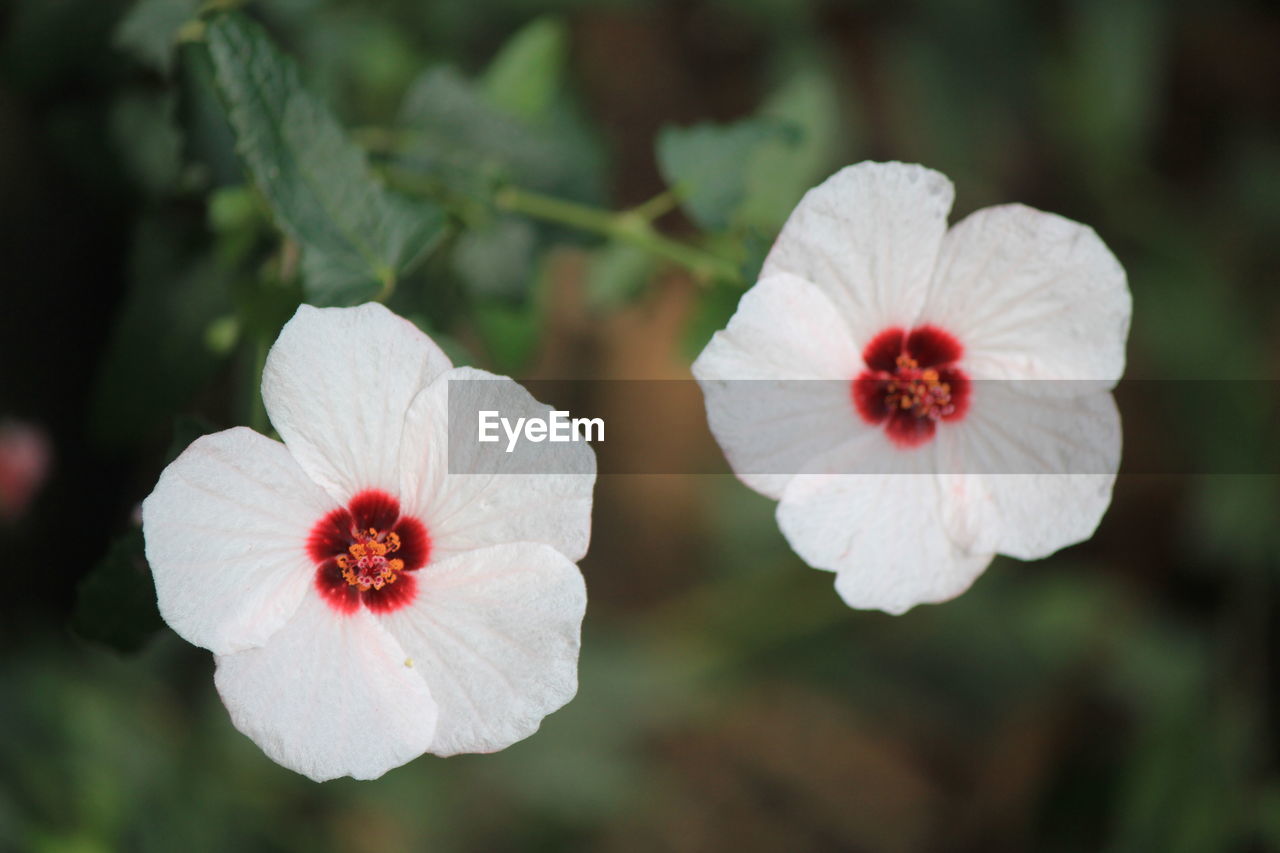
[776,430,993,614]
[760,161,955,345]
[693,274,861,380]
[214,593,438,782]
[398,367,596,562]
[142,427,336,655]
[921,204,1131,391]
[692,274,863,498]
[262,303,453,503]
[380,543,586,756]
[830,545,990,615]
[936,383,1121,560]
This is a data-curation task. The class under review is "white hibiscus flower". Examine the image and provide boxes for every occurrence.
[694,161,1131,615]
[142,303,595,781]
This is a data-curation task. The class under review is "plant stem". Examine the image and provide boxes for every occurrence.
[628,188,681,222]
[494,186,740,284]
[379,165,489,229]
[360,128,738,283]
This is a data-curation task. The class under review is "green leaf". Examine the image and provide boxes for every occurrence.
[113,0,198,75]
[657,119,794,232]
[738,66,842,231]
[202,12,444,305]
[657,67,841,236]
[396,66,604,204]
[287,8,421,125]
[451,216,538,299]
[72,530,163,654]
[482,18,568,122]
[726,227,772,288]
[175,40,242,189]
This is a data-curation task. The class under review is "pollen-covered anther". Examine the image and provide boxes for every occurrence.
[883,354,955,420]
[336,527,405,591]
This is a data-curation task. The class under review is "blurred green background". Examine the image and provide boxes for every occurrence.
[1,0,1278,850]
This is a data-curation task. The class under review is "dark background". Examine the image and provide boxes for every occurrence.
[1,0,1278,850]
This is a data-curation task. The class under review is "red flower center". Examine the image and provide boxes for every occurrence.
[308,490,431,614]
[336,529,403,591]
[852,325,970,448]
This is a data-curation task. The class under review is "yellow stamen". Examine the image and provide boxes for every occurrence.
[336,527,404,591]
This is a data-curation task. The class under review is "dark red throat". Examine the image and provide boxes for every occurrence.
[308,489,430,614]
[852,325,969,448]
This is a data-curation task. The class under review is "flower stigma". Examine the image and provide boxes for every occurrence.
[336,528,405,591]
[308,489,430,614]
[852,325,970,447]
[883,354,955,420]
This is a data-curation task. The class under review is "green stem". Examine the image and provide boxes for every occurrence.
[494,186,740,284]
[628,188,681,222]
[374,266,397,303]
[360,128,736,283]
[379,165,489,229]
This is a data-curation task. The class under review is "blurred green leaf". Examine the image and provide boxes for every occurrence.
[175,40,242,189]
[208,185,258,233]
[1188,476,1280,572]
[1106,624,1254,853]
[451,216,537,299]
[482,18,567,121]
[472,296,541,375]
[657,119,792,232]
[657,66,840,238]
[1130,226,1265,381]
[110,93,183,195]
[1042,0,1164,175]
[292,7,421,124]
[91,216,231,448]
[204,315,241,355]
[707,227,771,290]
[738,66,842,231]
[113,0,198,75]
[396,65,604,204]
[585,241,654,312]
[72,530,161,654]
[203,12,444,305]
[207,184,270,266]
